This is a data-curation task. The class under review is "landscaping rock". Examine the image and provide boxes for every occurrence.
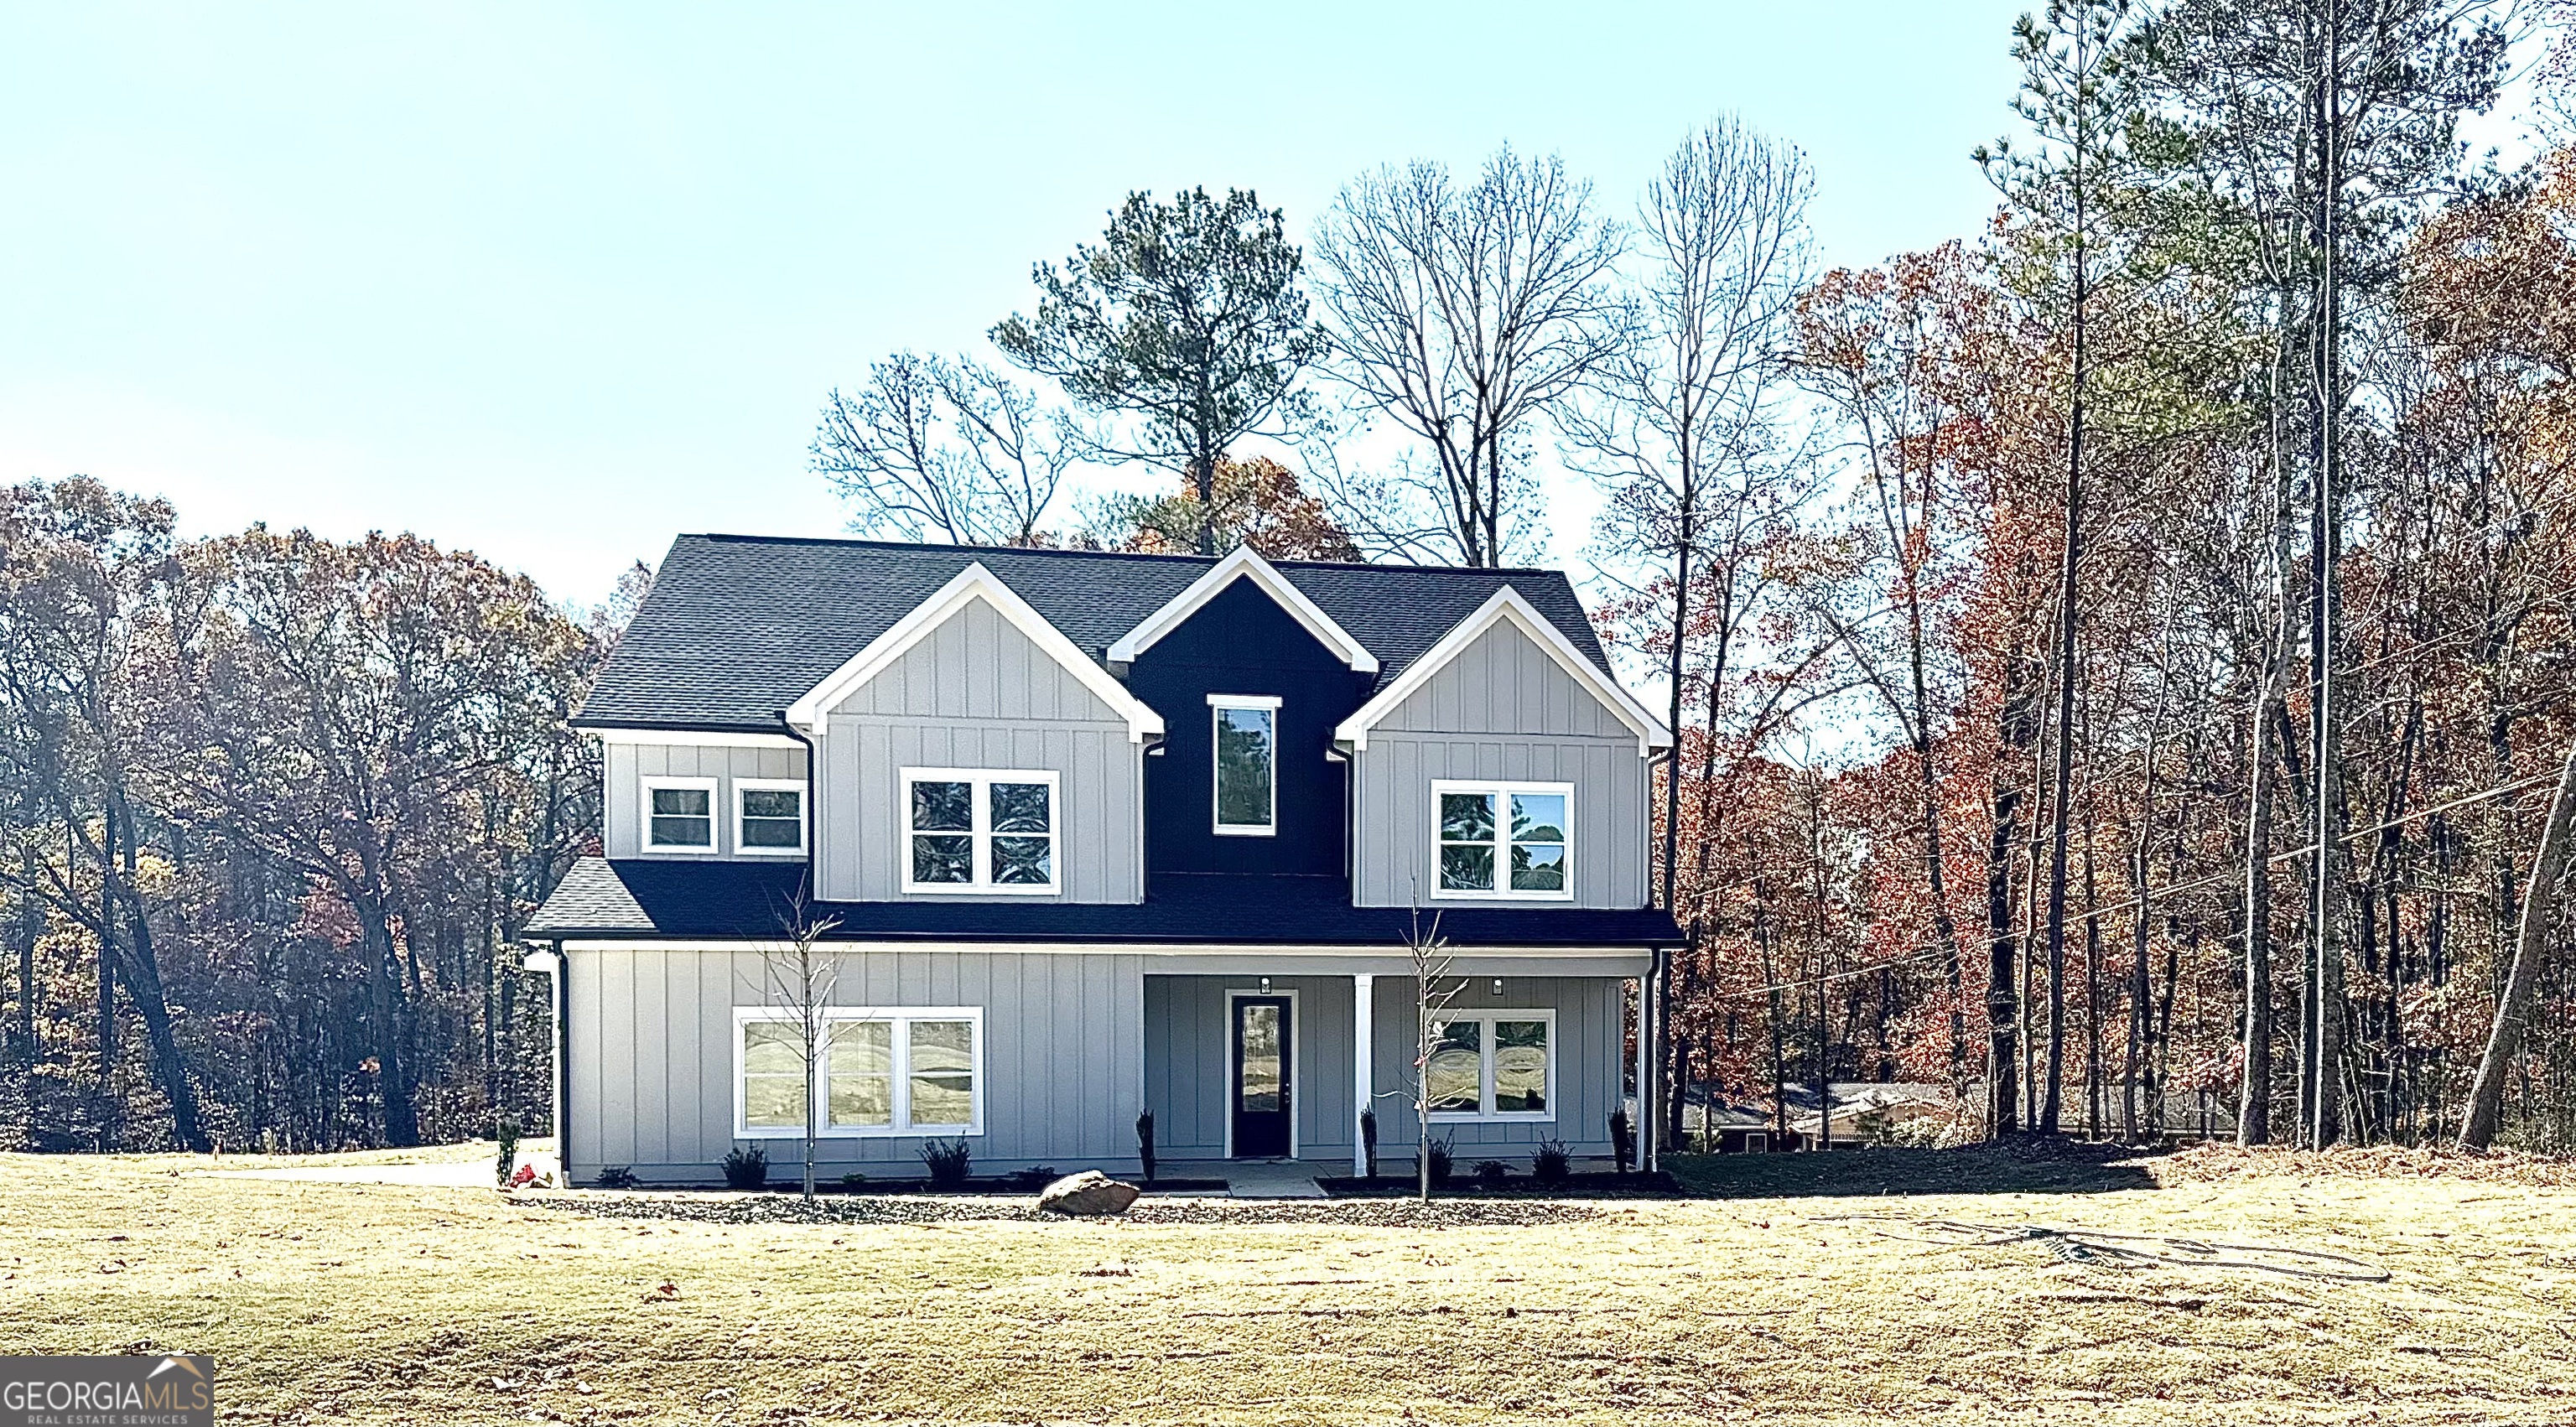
[1036,1170,1140,1217]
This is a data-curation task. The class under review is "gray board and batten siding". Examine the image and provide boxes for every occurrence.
[1353,620,1651,910]
[603,742,808,859]
[568,945,1146,1184]
[1140,973,1626,1163]
[562,946,1633,1184]
[813,596,1144,904]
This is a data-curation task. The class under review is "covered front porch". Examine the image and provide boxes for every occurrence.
[1138,954,1650,1178]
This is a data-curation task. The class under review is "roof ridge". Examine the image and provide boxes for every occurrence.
[679,532,1571,579]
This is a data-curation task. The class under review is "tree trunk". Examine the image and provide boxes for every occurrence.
[2458,737,2576,1149]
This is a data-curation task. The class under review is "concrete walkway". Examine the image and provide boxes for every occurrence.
[1210,1160,1328,1199]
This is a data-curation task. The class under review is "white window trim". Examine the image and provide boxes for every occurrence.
[900,767,1062,895]
[1209,694,1281,838]
[639,776,721,854]
[1429,780,1576,901]
[1425,1008,1559,1123]
[733,777,808,857]
[733,1005,986,1139]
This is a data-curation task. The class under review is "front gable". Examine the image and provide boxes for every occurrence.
[784,563,1162,740]
[1335,587,1670,755]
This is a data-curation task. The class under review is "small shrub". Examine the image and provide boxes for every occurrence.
[1135,1109,1156,1185]
[1359,1108,1379,1180]
[1006,1165,1061,1192]
[1609,1108,1636,1176]
[1531,1139,1572,1186]
[839,1171,867,1190]
[719,1145,769,1191]
[920,1138,973,1189]
[494,1116,521,1188]
[593,1165,639,1191]
[1472,1159,1509,1187]
[1427,1136,1454,1186]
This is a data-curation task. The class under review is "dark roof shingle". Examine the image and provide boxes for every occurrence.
[575,534,1613,731]
[525,857,1680,948]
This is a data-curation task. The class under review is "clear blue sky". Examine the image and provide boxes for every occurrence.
[2,2,2033,605]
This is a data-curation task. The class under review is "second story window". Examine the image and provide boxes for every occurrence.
[1209,694,1280,836]
[735,780,806,855]
[1432,781,1573,900]
[642,776,719,851]
[902,768,1058,894]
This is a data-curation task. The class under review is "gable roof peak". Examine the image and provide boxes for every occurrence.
[1107,544,1380,672]
[1332,584,1672,755]
[781,560,1166,740]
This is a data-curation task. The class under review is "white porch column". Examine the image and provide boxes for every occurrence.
[1633,973,1653,1170]
[1352,973,1374,1176]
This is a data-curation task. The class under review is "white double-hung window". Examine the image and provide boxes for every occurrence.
[735,1007,984,1138]
[1432,781,1572,899]
[641,776,719,851]
[735,779,807,855]
[1424,1010,1555,1121]
[1209,694,1279,835]
[901,769,1058,893]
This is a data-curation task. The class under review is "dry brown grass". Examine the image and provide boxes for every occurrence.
[0,1144,2569,1424]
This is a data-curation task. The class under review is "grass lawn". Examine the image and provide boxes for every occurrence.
[0,1142,2571,1424]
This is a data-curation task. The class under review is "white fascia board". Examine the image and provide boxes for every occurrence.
[1106,546,1379,672]
[587,727,803,750]
[1332,585,1674,754]
[782,561,1165,741]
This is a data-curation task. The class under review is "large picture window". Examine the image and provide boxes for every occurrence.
[1431,781,1572,899]
[641,776,719,851]
[901,769,1059,893]
[735,1008,984,1137]
[1209,694,1280,835]
[1425,1010,1555,1121]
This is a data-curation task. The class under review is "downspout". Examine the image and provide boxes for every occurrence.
[553,941,569,1181]
[783,716,818,898]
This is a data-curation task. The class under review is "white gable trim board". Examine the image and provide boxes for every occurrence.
[1107,546,1379,672]
[1333,586,1672,755]
[783,562,1166,741]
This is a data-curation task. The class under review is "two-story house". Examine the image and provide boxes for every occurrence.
[524,534,1680,1185]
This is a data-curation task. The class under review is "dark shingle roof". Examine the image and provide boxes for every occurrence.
[525,858,1679,948]
[575,534,1614,732]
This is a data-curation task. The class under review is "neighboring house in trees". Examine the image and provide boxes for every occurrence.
[525,535,1678,1184]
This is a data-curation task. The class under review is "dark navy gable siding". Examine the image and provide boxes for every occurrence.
[1124,578,1376,879]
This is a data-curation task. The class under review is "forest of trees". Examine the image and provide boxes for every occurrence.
[8,0,2575,1157]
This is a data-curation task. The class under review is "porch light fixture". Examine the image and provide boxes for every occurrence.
[1492,978,1504,996]
[1259,976,1272,994]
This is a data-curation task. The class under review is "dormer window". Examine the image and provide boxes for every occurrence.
[1209,695,1280,837]
[735,780,807,855]
[901,768,1059,894]
[641,776,719,851]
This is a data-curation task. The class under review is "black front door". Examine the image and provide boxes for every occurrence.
[1232,996,1292,1158]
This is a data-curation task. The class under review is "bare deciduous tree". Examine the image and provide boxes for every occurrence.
[812,352,1072,546]
[756,905,844,1202]
[1311,147,1628,566]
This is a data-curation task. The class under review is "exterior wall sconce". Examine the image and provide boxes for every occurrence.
[1492,978,1504,996]
[1259,976,1272,994]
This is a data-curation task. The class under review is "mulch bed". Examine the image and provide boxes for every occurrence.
[1319,1170,1681,1198]
[535,1192,1613,1228]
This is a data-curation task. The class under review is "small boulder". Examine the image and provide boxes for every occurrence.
[1036,1170,1140,1217]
